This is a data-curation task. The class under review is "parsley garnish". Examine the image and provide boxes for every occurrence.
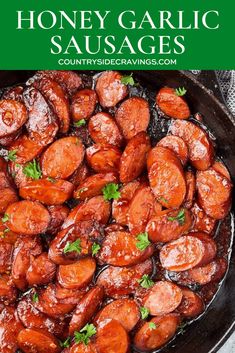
[92,243,101,256]
[59,337,71,348]
[64,239,82,254]
[149,322,157,330]
[47,177,56,183]
[32,292,39,303]
[136,232,150,251]
[158,196,168,203]
[121,73,135,86]
[1,214,9,223]
[74,324,96,345]
[23,159,42,179]
[168,209,185,225]
[138,274,154,289]
[175,87,187,96]
[140,307,149,320]
[6,149,18,162]
[74,119,86,127]
[102,183,120,201]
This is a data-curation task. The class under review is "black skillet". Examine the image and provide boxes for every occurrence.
[0,70,234,353]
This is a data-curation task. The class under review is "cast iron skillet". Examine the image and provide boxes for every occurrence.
[0,70,234,353]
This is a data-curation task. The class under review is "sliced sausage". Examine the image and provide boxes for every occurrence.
[86,144,121,173]
[88,112,123,147]
[95,71,128,108]
[33,77,70,133]
[69,163,90,187]
[19,179,74,205]
[95,298,140,332]
[70,343,97,353]
[146,208,192,243]
[157,135,188,165]
[156,87,190,119]
[112,180,141,226]
[26,252,56,286]
[95,319,130,353]
[96,259,153,298]
[170,119,214,170]
[177,288,204,318]
[0,274,17,304]
[41,136,84,179]
[134,313,180,351]
[6,200,51,235]
[115,97,150,140]
[17,328,60,353]
[2,86,24,102]
[74,172,118,200]
[190,202,216,234]
[186,258,227,285]
[196,168,232,219]
[47,205,70,235]
[120,132,151,183]
[23,86,59,146]
[0,99,28,137]
[9,134,44,164]
[58,257,96,289]
[0,187,18,214]
[98,231,153,266]
[54,284,86,305]
[71,89,97,121]
[0,307,24,353]
[0,242,13,274]
[69,286,104,335]
[183,170,196,208]
[142,281,183,316]
[212,161,231,180]
[0,219,18,245]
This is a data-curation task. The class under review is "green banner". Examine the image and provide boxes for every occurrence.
[0,0,234,69]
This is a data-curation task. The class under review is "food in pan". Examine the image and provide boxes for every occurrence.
[0,70,233,353]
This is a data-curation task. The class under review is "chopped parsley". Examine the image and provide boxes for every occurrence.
[1,214,9,223]
[175,87,187,96]
[47,177,56,183]
[102,183,120,201]
[32,292,39,303]
[6,149,18,162]
[168,209,185,225]
[64,239,82,254]
[140,307,149,320]
[92,243,101,256]
[149,322,157,330]
[74,324,96,345]
[138,274,154,289]
[59,337,71,348]
[136,232,150,251]
[23,159,42,179]
[121,73,136,86]
[74,119,86,127]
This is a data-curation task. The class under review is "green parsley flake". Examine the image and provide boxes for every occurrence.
[138,274,154,289]
[175,87,187,96]
[158,196,168,204]
[59,337,71,348]
[32,292,39,303]
[168,209,185,225]
[64,239,82,254]
[92,243,101,256]
[102,183,120,201]
[1,214,9,223]
[74,119,86,127]
[7,149,18,162]
[121,73,135,86]
[23,159,42,179]
[149,322,157,330]
[136,232,150,251]
[47,177,56,183]
[140,307,149,320]
[74,324,97,345]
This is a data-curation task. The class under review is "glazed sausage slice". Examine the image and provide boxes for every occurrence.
[95,319,130,353]
[134,314,180,351]
[54,284,86,305]
[69,286,104,335]
[69,163,90,187]
[70,343,97,353]
[115,97,150,140]
[47,205,70,235]
[74,172,118,200]
[0,274,17,304]
[177,288,204,318]
[0,187,18,214]
[95,71,128,108]
[9,134,44,164]
[0,130,22,147]
[190,202,216,234]
[88,112,123,147]
[156,87,190,119]
[17,328,60,353]
[33,77,70,133]
[170,119,214,170]
[157,135,188,165]
[6,200,50,235]
[95,298,140,332]
[26,252,56,286]
[96,259,153,298]
[0,242,13,274]
[112,180,141,226]
[2,86,24,102]
[196,168,232,219]
[146,208,192,243]
[0,307,24,353]
[86,144,121,173]
[19,179,74,205]
[143,281,183,316]
[98,231,153,266]
[212,161,231,180]
[41,136,84,179]
[58,257,96,289]
[0,99,28,137]
[120,132,151,183]
[186,258,227,285]
[71,89,97,121]
[183,170,196,209]
[23,86,59,146]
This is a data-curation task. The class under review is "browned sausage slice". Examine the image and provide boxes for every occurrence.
[26,252,56,286]
[183,170,196,208]
[19,179,74,205]
[47,205,70,235]
[0,187,18,214]
[6,200,51,235]
[88,112,123,147]
[133,314,180,351]
[0,242,13,274]
[170,119,214,170]
[86,144,121,173]
[0,274,17,304]
[115,97,150,140]
[186,258,227,285]
[0,307,24,353]
[95,299,140,332]
[177,288,204,318]
[196,168,232,219]
[142,281,182,316]
[70,343,97,353]
[69,163,90,187]
[157,135,188,165]
[71,89,97,121]
[95,319,130,353]
[146,208,192,243]
[212,161,231,180]
[17,328,60,353]
[98,231,153,266]
[57,257,96,289]
[74,172,118,200]
[120,132,151,183]
[2,86,24,102]
[190,202,216,234]
[156,87,190,119]
[69,286,104,335]
[95,71,128,108]
[9,134,44,164]
[0,99,28,137]
[41,136,84,179]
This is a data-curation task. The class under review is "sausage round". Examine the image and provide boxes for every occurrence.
[157,135,188,165]
[0,187,18,214]
[183,170,196,209]
[70,343,97,353]
[190,202,216,234]
[0,307,24,353]
[47,205,70,235]
[212,161,231,180]
[17,328,60,353]
[86,144,121,173]
[186,258,227,285]
[26,252,56,286]
[8,134,44,164]
[0,274,17,304]
[0,99,28,137]
[177,288,204,318]
[0,242,13,274]
[69,162,90,187]
[71,89,97,121]
[156,87,190,119]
